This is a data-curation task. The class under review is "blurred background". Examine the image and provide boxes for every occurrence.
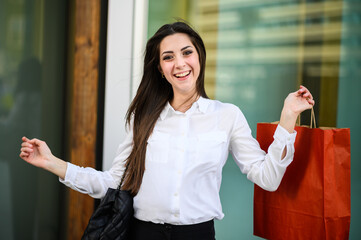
[0,0,360,239]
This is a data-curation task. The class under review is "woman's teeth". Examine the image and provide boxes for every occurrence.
[175,71,190,78]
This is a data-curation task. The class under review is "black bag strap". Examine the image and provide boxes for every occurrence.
[118,163,128,190]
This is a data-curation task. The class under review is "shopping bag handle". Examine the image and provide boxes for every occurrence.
[310,107,316,128]
[296,107,316,128]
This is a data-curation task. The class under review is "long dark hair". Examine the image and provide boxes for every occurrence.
[122,21,208,196]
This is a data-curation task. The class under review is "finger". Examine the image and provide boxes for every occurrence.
[299,86,313,100]
[21,142,33,148]
[29,138,42,146]
[20,151,29,157]
[21,147,34,153]
[304,96,314,105]
[307,92,314,100]
[22,136,31,142]
[302,92,312,99]
[20,152,29,158]
[299,85,309,90]
[297,88,307,96]
[299,85,307,91]
[304,91,313,99]
[299,85,311,94]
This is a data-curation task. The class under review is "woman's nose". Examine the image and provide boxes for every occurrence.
[175,57,186,68]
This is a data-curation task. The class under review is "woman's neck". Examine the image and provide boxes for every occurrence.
[171,93,199,113]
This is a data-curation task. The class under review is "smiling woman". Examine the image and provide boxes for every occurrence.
[19,21,314,240]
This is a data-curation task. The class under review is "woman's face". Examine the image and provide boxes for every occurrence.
[159,33,200,98]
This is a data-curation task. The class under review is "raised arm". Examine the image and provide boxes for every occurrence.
[279,85,315,133]
[19,136,67,179]
[230,85,314,191]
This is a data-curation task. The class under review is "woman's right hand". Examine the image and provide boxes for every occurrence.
[20,137,52,169]
[20,136,67,179]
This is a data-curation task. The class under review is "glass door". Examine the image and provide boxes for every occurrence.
[146,0,360,239]
[0,0,67,239]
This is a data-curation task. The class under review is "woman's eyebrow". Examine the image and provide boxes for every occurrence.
[161,50,173,55]
[161,46,193,55]
[181,46,192,51]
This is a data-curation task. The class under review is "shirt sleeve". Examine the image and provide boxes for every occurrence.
[229,108,296,191]
[59,129,133,199]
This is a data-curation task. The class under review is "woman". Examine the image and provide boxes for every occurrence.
[20,22,314,240]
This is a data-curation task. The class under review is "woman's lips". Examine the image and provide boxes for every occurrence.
[174,70,191,78]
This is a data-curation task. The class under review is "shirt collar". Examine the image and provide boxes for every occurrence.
[196,96,210,114]
[159,97,210,121]
[159,102,172,121]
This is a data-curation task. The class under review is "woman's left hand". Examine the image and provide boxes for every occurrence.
[284,85,315,116]
[279,85,315,133]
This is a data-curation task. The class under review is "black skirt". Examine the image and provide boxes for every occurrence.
[129,217,215,240]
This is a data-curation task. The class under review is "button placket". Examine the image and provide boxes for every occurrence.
[173,116,189,221]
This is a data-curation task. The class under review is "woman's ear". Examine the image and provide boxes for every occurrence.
[157,65,163,74]
[158,65,165,78]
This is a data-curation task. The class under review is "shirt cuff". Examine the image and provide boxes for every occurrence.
[274,124,297,144]
[59,162,77,184]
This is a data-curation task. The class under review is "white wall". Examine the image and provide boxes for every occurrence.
[102,0,148,171]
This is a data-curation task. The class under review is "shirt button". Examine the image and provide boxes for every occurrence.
[180,148,184,152]
[174,214,179,218]
[177,170,182,175]
[174,193,178,197]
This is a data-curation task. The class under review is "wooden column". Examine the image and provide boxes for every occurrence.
[65,0,101,239]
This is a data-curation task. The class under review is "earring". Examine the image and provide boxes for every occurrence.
[162,73,164,78]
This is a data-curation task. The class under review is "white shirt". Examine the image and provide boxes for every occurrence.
[60,97,296,225]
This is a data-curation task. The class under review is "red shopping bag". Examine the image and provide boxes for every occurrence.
[253,123,350,240]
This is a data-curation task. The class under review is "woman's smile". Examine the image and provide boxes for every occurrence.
[174,70,191,79]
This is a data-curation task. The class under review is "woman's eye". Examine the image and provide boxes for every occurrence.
[163,55,172,61]
[184,50,193,56]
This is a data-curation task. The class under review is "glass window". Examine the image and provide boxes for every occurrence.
[0,0,66,239]
[148,0,361,239]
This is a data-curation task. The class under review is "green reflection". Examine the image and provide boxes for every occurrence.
[0,0,66,239]
[215,1,298,239]
[147,0,361,239]
[338,0,361,239]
